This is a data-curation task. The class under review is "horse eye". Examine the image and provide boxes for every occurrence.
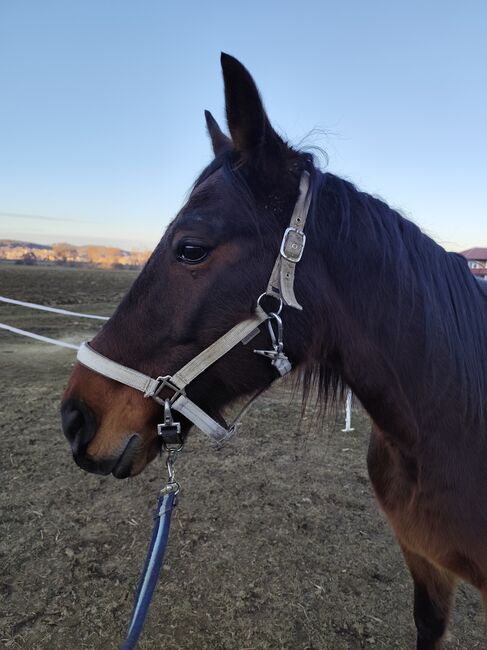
[177,244,209,264]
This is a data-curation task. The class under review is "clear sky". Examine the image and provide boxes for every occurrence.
[1,0,485,251]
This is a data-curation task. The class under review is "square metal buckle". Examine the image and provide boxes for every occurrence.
[147,376,185,405]
[280,227,306,263]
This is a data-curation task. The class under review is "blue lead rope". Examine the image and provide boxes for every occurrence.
[121,489,177,650]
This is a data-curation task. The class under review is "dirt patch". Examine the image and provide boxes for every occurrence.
[0,265,484,649]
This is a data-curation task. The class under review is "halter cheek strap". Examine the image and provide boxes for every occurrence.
[76,170,312,443]
[266,171,311,309]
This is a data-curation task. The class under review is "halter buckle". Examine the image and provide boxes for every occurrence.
[280,227,306,262]
[148,375,186,405]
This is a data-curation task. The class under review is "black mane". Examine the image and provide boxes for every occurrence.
[305,170,487,426]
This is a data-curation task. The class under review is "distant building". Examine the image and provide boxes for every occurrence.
[461,248,487,281]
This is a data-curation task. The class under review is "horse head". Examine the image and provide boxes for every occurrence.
[61,54,314,478]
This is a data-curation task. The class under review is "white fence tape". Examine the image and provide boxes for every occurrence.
[0,296,109,320]
[0,322,79,350]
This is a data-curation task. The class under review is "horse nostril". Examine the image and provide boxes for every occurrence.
[61,398,97,454]
[62,409,83,442]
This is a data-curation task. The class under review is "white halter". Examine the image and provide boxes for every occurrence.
[77,171,312,443]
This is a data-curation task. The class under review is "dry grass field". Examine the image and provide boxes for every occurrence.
[0,264,484,649]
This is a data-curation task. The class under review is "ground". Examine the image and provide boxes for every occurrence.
[0,264,484,650]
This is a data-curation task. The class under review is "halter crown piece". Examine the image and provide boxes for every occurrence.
[76,171,311,443]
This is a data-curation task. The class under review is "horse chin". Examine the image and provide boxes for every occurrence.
[111,433,145,479]
[111,432,162,479]
[112,417,195,479]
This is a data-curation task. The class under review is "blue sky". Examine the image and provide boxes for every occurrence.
[0,0,485,251]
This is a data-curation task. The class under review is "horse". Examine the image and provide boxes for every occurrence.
[61,53,487,649]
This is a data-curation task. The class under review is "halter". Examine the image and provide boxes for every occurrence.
[77,170,312,444]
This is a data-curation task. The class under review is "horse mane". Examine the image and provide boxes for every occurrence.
[302,169,487,427]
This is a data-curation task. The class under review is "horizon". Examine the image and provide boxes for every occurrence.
[0,230,154,250]
[1,234,485,258]
[0,236,151,251]
[1,2,486,252]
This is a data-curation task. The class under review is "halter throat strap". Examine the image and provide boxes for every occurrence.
[76,170,312,442]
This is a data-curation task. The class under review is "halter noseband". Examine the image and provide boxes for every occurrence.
[77,171,312,443]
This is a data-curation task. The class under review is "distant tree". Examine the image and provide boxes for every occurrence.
[53,242,77,263]
[84,245,123,267]
[129,249,151,267]
[76,244,150,269]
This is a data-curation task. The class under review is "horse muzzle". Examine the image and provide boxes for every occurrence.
[61,397,142,478]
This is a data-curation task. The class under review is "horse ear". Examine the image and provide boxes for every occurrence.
[220,52,284,158]
[204,110,232,156]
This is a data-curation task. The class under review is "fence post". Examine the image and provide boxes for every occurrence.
[342,389,354,432]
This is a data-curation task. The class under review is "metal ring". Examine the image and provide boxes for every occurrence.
[257,292,283,316]
[268,311,283,326]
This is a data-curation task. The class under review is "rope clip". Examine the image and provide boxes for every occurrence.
[253,311,292,377]
[158,399,183,497]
